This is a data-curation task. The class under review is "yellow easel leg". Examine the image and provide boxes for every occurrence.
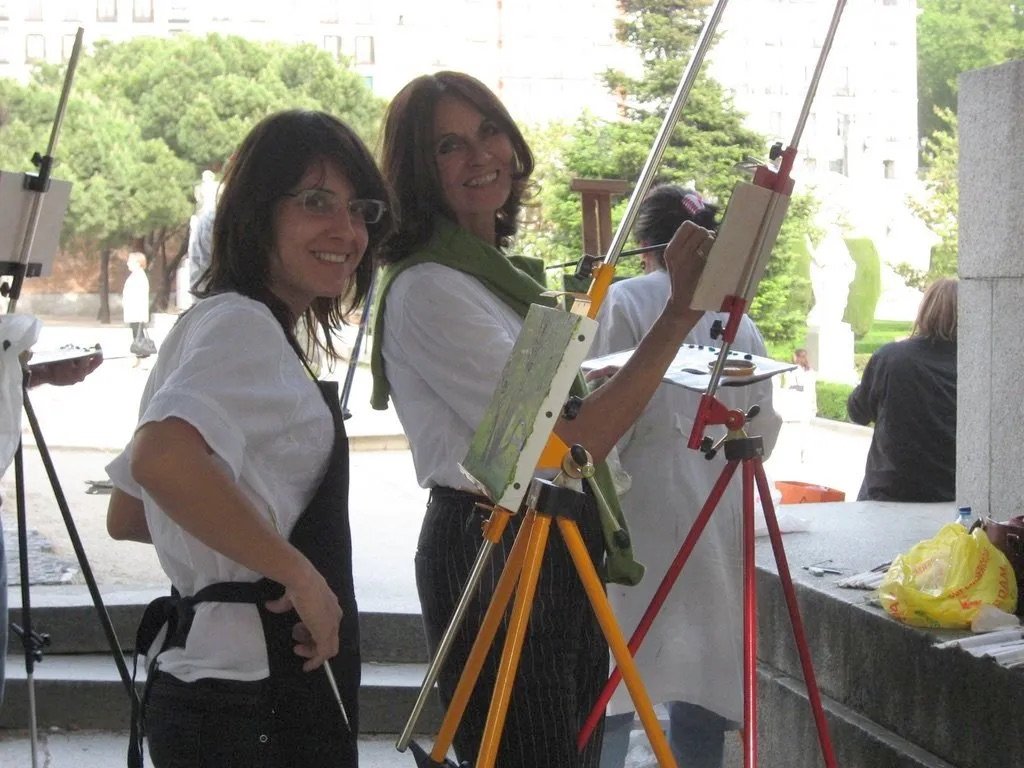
[430,510,531,764]
[476,512,552,768]
[558,517,679,768]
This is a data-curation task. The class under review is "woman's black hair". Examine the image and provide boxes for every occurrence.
[196,110,395,363]
[635,184,719,267]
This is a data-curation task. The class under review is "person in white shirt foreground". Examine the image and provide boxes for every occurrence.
[592,184,782,768]
[105,109,394,768]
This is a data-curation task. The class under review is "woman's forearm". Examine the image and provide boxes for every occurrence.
[556,305,703,462]
[107,488,153,543]
[130,417,315,589]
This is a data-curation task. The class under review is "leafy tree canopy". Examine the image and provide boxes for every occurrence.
[899,108,958,289]
[519,0,815,345]
[0,34,382,312]
[917,0,1024,139]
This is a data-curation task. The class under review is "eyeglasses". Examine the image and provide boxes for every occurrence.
[282,188,387,225]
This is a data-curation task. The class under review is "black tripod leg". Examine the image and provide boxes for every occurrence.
[13,440,42,767]
[21,389,137,702]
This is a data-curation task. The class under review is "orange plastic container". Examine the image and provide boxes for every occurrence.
[775,481,846,505]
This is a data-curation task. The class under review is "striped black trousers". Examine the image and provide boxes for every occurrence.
[415,487,608,767]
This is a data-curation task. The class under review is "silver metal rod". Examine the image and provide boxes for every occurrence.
[322,663,350,730]
[395,538,499,751]
[790,0,848,149]
[7,27,84,314]
[44,28,84,161]
[601,0,730,269]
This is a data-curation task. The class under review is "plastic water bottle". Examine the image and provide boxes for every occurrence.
[956,506,976,529]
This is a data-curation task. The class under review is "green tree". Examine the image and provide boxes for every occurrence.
[518,0,815,345]
[1,35,382,317]
[917,0,1024,140]
[898,109,958,289]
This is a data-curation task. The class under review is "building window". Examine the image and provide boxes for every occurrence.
[320,0,340,23]
[882,0,897,5]
[323,34,342,60]
[883,160,896,179]
[168,1,188,22]
[209,0,229,21]
[0,28,9,63]
[362,75,373,91]
[828,158,846,176]
[833,66,852,97]
[0,3,8,21]
[61,33,77,61]
[133,0,153,22]
[97,0,117,22]
[803,157,818,173]
[25,33,46,62]
[354,35,374,64]
[26,0,44,21]
[62,1,82,21]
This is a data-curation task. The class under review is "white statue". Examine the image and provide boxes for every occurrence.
[194,170,220,214]
[807,227,856,327]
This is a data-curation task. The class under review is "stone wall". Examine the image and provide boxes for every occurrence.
[956,60,1024,520]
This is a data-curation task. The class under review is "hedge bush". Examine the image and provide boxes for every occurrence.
[842,238,882,338]
[816,380,855,422]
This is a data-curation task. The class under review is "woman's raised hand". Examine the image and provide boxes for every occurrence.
[662,220,713,320]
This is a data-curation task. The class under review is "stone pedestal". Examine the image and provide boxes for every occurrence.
[805,322,857,384]
[957,61,1024,520]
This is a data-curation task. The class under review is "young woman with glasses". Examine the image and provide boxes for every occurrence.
[105,109,394,768]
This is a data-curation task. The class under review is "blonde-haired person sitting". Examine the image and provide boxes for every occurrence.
[847,278,958,501]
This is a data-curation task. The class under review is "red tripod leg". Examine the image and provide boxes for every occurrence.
[753,461,838,768]
[577,459,740,751]
[742,460,758,768]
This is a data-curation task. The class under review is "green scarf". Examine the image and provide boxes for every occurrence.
[369,217,644,586]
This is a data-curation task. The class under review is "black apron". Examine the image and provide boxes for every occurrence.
[131,380,360,767]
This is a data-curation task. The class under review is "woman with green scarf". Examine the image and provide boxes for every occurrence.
[371,71,712,768]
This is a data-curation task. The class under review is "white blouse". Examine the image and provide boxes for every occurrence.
[107,293,333,682]
[381,263,524,490]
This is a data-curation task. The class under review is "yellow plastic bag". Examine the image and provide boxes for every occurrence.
[878,523,1018,629]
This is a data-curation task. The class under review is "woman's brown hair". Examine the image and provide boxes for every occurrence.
[197,110,395,363]
[912,277,958,343]
[379,71,534,262]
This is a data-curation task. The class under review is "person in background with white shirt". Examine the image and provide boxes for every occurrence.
[591,184,781,768]
[104,110,394,768]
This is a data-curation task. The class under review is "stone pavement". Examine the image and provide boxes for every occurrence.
[0,729,448,768]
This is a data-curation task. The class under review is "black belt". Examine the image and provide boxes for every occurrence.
[428,486,489,505]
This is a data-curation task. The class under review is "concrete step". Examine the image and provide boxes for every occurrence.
[7,586,428,663]
[0,730,448,768]
[0,655,443,734]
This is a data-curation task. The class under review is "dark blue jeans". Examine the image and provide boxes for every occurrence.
[145,670,356,768]
[600,701,734,768]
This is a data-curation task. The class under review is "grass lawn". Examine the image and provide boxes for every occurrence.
[855,319,912,354]
[765,319,913,362]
